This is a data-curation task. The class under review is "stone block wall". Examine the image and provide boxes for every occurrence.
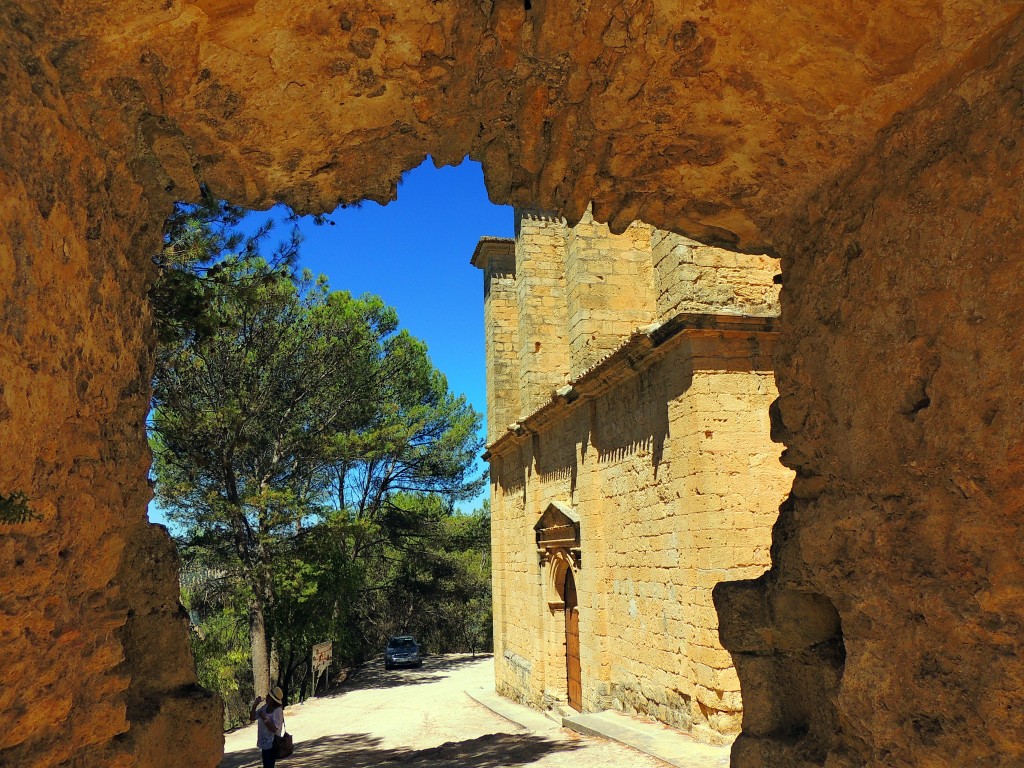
[652,232,781,322]
[515,212,572,418]
[600,340,783,743]
[602,337,784,743]
[564,208,656,377]
[488,326,790,743]
[472,238,520,445]
[481,212,781,434]
[483,210,787,744]
[491,445,546,707]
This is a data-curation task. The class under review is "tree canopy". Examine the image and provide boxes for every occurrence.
[149,203,488,718]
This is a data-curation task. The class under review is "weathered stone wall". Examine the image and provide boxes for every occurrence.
[563,208,655,378]
[489,330,789,743]
[716,18,1024,767]
[503,210,779,398]
[0,5,222,766]
[596,338,785,744]
[515,213,572,418]
[652,233,781,322]
[473,239,519,445]
[491,447,543,707]
[484,216,789,743]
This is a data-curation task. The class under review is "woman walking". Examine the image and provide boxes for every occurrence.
[250,686,286,768]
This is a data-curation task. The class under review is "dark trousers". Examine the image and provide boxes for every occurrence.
[261,747,276,768]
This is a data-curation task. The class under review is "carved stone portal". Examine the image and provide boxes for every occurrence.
[535,501,582,609]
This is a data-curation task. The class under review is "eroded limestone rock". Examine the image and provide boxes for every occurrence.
[736,20,1024,764]
[36,0,1020,249]
[1,0,1022,765]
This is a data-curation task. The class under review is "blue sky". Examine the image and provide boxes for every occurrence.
[148,158,513,527]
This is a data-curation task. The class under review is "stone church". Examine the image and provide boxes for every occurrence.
[473,209,793,744]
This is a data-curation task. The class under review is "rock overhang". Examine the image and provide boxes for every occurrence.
[33,0,1021,250]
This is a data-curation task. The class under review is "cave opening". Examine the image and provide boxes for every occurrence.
[146,156,511,727]
[2,3,1022,767]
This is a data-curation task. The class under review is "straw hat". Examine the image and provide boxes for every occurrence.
[268,686,284,704]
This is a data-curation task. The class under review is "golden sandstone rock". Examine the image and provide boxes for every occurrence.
[1,1,1022,766]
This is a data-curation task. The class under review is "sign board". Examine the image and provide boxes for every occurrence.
[312,641,333,696]
[312,641,333,673]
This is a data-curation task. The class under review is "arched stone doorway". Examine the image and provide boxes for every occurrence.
[536,503,584,712]
[541,550,585,713]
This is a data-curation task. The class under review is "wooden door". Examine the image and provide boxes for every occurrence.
[564,568,582,712]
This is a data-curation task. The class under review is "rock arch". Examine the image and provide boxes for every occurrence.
[1,1,1022,766]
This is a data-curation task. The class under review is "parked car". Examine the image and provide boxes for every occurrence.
[384,635,422,670]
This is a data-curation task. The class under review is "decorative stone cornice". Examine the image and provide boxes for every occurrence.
[469,236,515,270]
[483,312,778,458]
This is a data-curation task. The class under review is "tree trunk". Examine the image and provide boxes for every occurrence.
[250,597,271,698]
[270,642,281,690]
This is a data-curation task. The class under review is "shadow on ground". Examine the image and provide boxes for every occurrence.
[220,731,580,768]
[337,654,492,692]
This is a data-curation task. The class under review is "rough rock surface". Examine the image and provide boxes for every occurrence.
[718,17,1024,766]
[0,0,1022,766]
[0,5,223,767]
[33,0,1021,249]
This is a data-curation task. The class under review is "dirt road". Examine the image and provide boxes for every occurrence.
[221,654,667,768]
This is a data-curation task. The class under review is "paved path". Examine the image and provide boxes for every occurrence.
[561,712,729,768]
[221,655,667,768]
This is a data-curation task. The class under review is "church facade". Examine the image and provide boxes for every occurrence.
[472,209,792,743]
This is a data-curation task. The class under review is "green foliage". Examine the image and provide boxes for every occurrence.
[380,498,493,655]
[150,190,300,346]
[151,201,489,707]
[337,494,493,660]
[0,491,39,524]
[177,494,492,722]
[184,589,254,729]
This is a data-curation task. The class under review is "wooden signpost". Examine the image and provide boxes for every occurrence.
[312,641,332,696]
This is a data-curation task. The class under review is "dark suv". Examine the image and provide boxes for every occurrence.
[384,635,422,670]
